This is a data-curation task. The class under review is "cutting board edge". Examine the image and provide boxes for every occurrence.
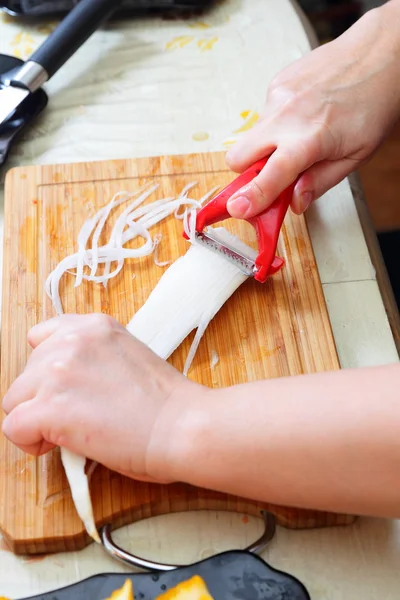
[2,150,230,186]
[0,492,358,556]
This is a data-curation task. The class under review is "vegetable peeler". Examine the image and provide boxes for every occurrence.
[184,157,295,283]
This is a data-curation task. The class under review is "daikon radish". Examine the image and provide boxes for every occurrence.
[46,183,255,545]
[127,226,254,372]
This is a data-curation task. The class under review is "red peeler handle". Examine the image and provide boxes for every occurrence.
[184,157,295,283]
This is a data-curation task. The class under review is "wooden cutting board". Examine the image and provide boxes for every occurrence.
[0,151,354,555]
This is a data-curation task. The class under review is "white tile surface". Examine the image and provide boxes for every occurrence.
[324,280,399,368]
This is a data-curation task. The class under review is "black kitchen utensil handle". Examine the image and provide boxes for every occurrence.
[29,0,122,80]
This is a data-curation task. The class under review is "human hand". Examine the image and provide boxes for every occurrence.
[1,314,199,483]
[225,4,400,217]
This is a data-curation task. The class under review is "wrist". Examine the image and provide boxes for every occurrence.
[348,3,400,117]
[145,379,214,483]
[368,1,400,59]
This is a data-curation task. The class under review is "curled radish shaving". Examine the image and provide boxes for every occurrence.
[174,184,220,219]
[210,350,220,370]
[46,227,154,316]
[173,181,197,219]
[46,184,203,315]
[86,460,98,482]
[84,185,159,289]
[183,208,198,245]
[153,233,172,268]
[75,188,149,288]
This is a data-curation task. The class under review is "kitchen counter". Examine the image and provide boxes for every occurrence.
[0,0,399,598]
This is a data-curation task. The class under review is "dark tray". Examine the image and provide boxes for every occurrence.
[18,551,311,600]
[0,0,214,18]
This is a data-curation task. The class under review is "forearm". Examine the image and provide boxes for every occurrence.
[156,364,400,519]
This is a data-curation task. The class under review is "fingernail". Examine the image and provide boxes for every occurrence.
[300,192,313,213]
[227,195,251,217]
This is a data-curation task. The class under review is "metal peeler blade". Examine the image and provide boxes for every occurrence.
[183,157,296,283]
[194,229,257,277]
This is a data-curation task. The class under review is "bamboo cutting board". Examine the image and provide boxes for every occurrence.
[0,151,354,555]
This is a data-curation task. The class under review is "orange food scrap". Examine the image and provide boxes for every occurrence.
[156,575,214,599]
[105,578,134,600]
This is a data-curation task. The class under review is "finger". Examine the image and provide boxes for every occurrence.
[291,157,359,214]
[2,400,56,456]
[3,382,36,418]
[225,123,276,173]
[227,145,315,219]
[27,313,117,349]
[28,316,66,348]
[2,355,49,414]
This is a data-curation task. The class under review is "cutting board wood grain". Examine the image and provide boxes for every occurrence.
[0,151,353,555]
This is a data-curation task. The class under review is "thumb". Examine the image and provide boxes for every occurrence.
[291,157,359,214]
[226,147,310,219]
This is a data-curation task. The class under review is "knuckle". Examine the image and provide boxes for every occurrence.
[48,359,71,385]
[251,179,268,202]
[86,313,116,336]
[61,334,86,361]
[267,81,296,108]
[46,420,67,448]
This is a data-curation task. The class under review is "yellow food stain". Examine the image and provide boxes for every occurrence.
[19,216,36,273]
[261,346,279,359]
[197,37,218,52]
[80,188,96,204]
[45,204,67,251]
[20,173,27,180]
[10,32,36,60]
[192,131,209,142]
[233,110,259,133]
[53,172,63,183]
[189,21,211,29]
[222,138,237,147]
[166,36,194,50]
[10,31,23,45]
